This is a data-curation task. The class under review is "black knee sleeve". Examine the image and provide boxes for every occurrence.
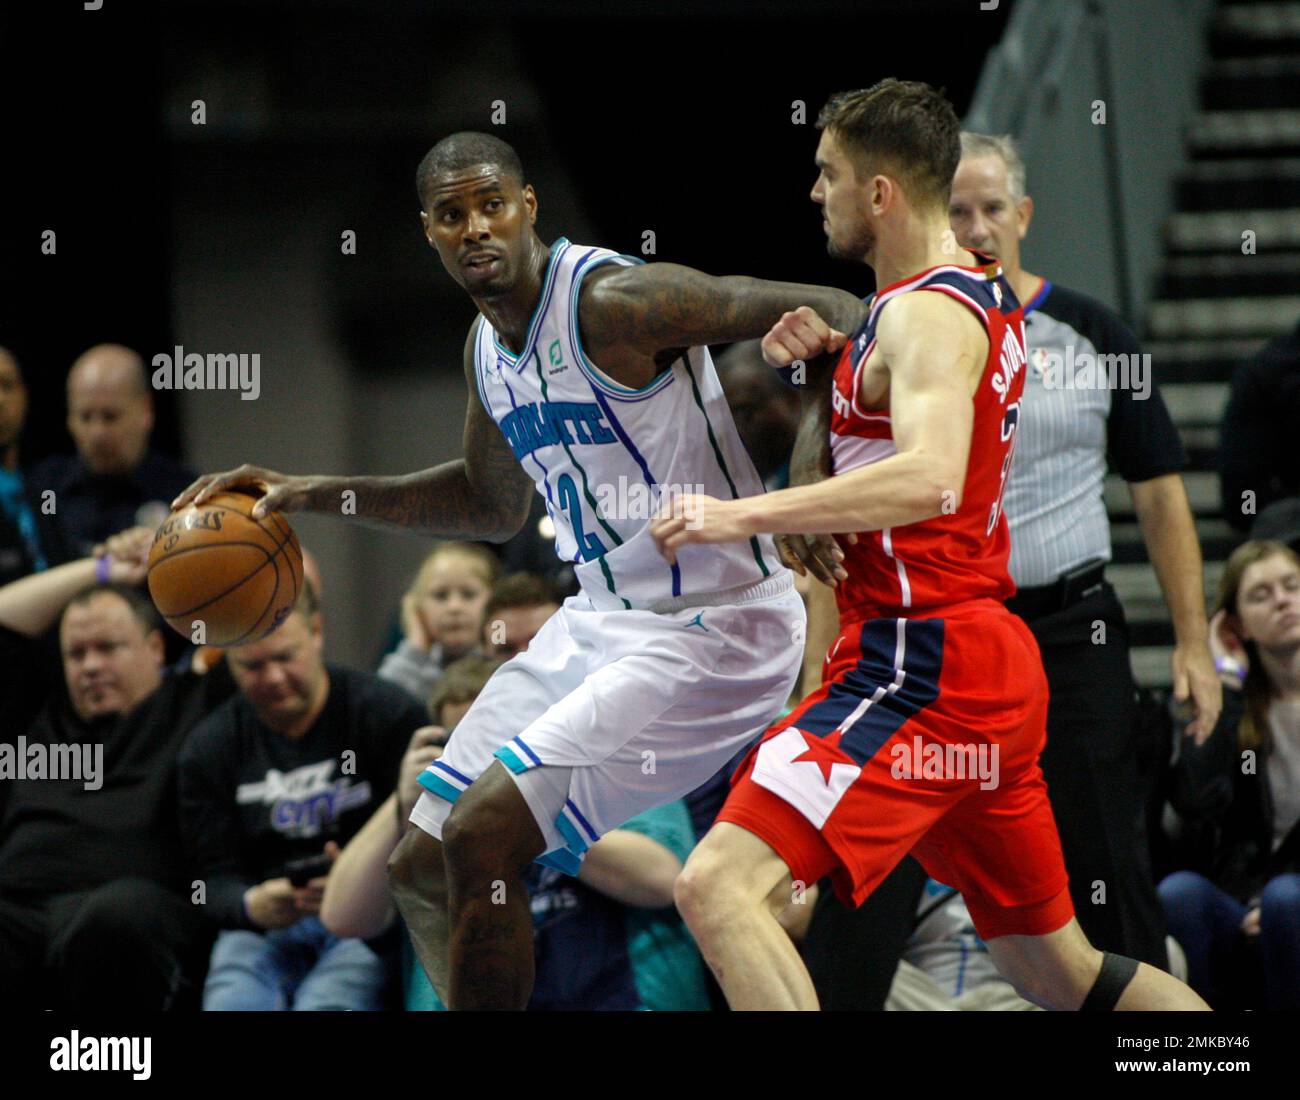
[1081,951,1139,1011]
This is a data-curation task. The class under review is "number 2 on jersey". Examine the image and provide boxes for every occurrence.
[557,473,608,561]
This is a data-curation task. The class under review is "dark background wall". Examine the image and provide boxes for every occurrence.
[4,0,1012,665]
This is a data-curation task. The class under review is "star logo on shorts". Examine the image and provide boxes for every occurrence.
[790,728,855,785]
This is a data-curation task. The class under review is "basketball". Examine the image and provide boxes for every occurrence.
[146,490,305,647]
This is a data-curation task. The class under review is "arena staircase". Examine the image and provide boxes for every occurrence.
[1109,0,1300,687]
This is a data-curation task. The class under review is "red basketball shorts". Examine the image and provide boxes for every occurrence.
[718,597,1074,940]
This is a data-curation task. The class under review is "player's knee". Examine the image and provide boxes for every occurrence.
[674,844,743,931]
[443,782,537,879]
[387,827,444,898]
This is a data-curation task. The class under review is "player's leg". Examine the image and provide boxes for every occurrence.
[674,821,819,1010]
[985,919,1209,1010]
[387,827,451,1004]
[440,760,553,1010]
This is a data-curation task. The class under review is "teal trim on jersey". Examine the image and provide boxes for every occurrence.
[494,744,527,775]
[532,349,631,608]
[491,238,571,367]
[417,770,463,804]
[679,353,772,578]
[567,252,677,400]
[537,849,583,876]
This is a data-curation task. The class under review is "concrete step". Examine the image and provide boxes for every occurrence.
[1157,251,1300,297]
[1110,517,1240,565]
[1147,295,1300,338]
[1176,157,1300,210]
[1203,55,1300,110]
[1189,109,1300,154]
[1105,471,1221,517]
[1159,381,1230,425]
[1131,646,1176,689]
[1210,3,1300,59]
[1142,336,1267,382]
[1165,209,1300,251]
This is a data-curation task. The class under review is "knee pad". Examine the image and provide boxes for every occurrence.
[1081,951,1139,1011]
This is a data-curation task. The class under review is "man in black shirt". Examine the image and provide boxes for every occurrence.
[1219,319,1300,532]
[178,582,426,1011]
[0,528,233,1009]
[28,344,194,565]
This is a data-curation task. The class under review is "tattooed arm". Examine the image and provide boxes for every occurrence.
[171,319,535,541]
[578,262,867,385]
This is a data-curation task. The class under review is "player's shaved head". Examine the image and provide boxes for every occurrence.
[416,132,525,208]
[817,79,961,211]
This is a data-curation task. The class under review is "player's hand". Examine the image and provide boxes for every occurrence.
[1174,639,1223,746]
[651,494,754,565]
[398,725,447,819]
[775,533,851,587]
[761,307,848,368]
[172,464,320,518]
[246,878,304,930]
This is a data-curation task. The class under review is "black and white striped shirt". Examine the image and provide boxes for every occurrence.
[1002,281,1187,588]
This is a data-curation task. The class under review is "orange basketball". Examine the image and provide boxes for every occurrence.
[146,490,305,647]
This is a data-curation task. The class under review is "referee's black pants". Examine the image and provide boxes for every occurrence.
[1017,582,1169,969]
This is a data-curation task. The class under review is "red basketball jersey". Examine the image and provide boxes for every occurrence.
[830,253,1027,624]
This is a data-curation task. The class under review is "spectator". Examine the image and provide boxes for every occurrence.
[885,878,1039,1011]
[28,344,195,565]
[377,542,498,702]
[177,581,427,1011]
[327,654,711,1011]
[0,347,48,586]
[716,340,801,491]
[1159,539,1300,1010]
[1219,319,1300,532]
[0,527,234,1009]
[481,572,560,659]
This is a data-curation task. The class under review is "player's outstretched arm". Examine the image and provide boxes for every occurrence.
[580,262,867,360]
[171,321,534,542]
[651,293,982,555]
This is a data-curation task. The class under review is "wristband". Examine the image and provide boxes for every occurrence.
[95,554,112,585]
[1214,655,1245,678]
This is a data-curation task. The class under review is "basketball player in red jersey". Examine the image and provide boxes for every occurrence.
[651,80,1208,1011]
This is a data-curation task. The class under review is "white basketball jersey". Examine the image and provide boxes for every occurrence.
[471,238,782,609]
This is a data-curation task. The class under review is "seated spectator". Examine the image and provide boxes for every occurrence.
[28,344,195,564]
[324,653,711,1011]
[377,542,497,702]
[177,581,427,1011]
[1220,318,1300,532]
[1159,539,1300,1009]
[885,878,1039,1011]
[0,347,48,586]
[716,339,800,491]
[0,527,235,1009]
[481,572,560,659]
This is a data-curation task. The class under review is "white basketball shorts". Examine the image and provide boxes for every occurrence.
[409,570,804,873]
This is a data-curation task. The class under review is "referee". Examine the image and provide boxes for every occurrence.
[948,133,1221,968]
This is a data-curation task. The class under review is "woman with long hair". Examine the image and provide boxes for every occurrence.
[1159,539,1300,1009]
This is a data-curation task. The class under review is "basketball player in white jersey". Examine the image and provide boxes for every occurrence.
[173,131,867,1010]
